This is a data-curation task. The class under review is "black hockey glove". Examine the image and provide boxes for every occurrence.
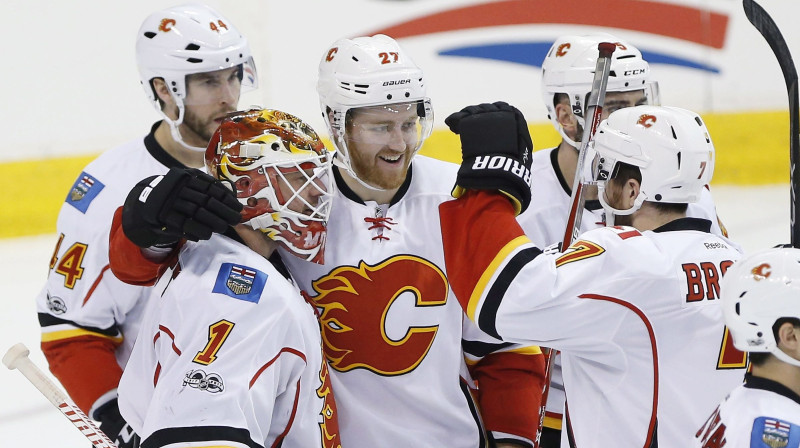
[445,101,533,215]
[122,167,242,248]
[96,399,140,448]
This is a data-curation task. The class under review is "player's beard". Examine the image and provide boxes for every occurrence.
[182,107,232,143]
[350,147,412,190]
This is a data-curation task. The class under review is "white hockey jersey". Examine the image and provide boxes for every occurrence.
[36,123,184,416]
[118,233,341,448]
[442,191,746,448]
[516,146,729,431]
[694,375,800,448]
[280,156,545,447]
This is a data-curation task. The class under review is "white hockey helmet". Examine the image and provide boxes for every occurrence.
[720,247,800,367]
[206,109,334,264]
[541,33,658,148]
[592,106,714,220]
[317,34,433,189]
[136,4,258,150]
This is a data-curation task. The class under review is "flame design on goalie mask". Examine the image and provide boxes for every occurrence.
[206,109,334,263]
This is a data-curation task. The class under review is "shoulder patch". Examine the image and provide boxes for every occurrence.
[212,263,267,303]
[65,172,105,213]
[751,417,800,448]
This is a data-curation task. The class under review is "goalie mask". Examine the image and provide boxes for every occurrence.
[317,34,433,191]
[136,4,258,152]
[206,109,334,263]
[541,33,659,149]
[591,106,714,224]
[720,247,800,367]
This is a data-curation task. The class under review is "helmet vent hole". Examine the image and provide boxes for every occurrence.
[271,143,280,151]
[671,126,678,140]
[257,117,266,122]
[352,56,359,62]
[405,92,410,98]
[735,303,741,315]
[143,32,157,39]
[185,44,200,51]
[225,58,230,62]
[695,116,704,126]
[618,55,635,60]
[757,331,763,337]
[387,94,393,100]
[655,194,662,201]
[624,82,629,87]
[187,58,203,64]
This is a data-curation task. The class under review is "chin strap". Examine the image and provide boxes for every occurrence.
[162,101,207,153]
[773,347,800,367]
[597,182,645,226]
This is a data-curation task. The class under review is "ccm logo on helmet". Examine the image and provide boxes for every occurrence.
[751,263,771,281]
[637,114,657,128]
[556,43,571,57]
[472,155,532,185]
[624,69,646,76]
[383,79,410,86]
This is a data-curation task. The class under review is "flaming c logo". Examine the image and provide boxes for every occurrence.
[614,42,628,50]
[309,256,448,374]
[751,263,771,281]
[555,42,571,57]
[326,47,338,62]
[637,114,657,128]
[159,18,176,33]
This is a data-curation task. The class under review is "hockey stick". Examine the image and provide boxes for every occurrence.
[2,343,117,448]
[743,0,799,247]
[535,42,617,448]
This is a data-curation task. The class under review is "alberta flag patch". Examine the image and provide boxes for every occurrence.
[213,263,267,303]
[752,417,800,448]
[66,172,104,213]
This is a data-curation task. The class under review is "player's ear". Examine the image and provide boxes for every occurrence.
[777,321,800,350]
[624,178,640,208]
[555,102,577,132]
[152,78,178,119]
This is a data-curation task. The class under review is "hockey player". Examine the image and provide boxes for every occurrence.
[34,4,258,446]
[519,32,729,445]
[113,108,340,447]
[441,102,746,447]
[108,35,546,447]
[695,247,800,447]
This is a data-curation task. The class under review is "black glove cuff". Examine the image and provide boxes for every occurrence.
[122,175,184,248]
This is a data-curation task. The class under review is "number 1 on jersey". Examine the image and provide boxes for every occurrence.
[193,319,235,365]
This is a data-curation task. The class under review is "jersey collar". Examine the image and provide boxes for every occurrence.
[652,217,712,234]
[744,373,800,406]
[333,164,413,207]
[144,121,186,169]
[550,147,602,211]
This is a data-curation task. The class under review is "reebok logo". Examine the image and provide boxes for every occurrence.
[383,79,410,86]
[472,155,532,186]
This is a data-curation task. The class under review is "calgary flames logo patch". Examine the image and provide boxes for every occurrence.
[310,256,448,375]
[555,42,571,57]
[637,114,657,128]
[751,263,771,281]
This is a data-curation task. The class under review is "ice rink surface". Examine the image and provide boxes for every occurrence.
[0,185,789,446]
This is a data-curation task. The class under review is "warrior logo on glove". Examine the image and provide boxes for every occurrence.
[445,101,534,215]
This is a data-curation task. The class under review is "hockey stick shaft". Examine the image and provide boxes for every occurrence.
[743,0,800,247]
[536,42,617,448]
[561,42,617,249]
[2,343,116,448]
